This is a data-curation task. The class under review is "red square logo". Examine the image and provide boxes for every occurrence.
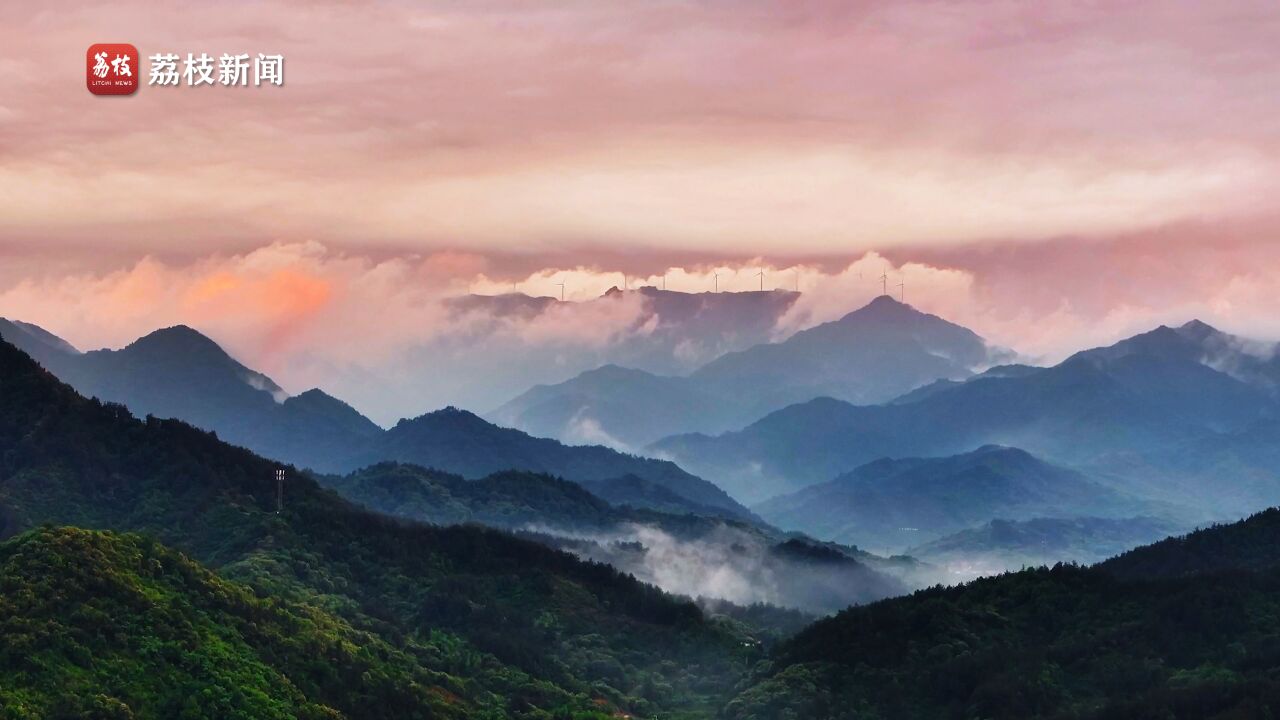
[87,43,139,95]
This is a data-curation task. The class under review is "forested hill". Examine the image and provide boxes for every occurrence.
[319,462,622,530]
[319,462,912,615]
[724,505,1280,720]
[339,406,759,523]
[0,527,486,719]
[1099,507,1280,581]
[0,336,754,718]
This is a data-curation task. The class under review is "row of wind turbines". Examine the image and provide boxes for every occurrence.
[527,268,907,303]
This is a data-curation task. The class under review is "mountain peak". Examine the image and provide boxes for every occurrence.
[1177,319,1222,341]
[838,294,931,325]
[866,294,903,308]
[581,363,654,381]
[400,405,490,430]
[127,325,227,357]
[0,318,81,359]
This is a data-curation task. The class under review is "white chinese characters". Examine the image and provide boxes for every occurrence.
[183,53,216,86]
[219,54,250,86]
[148,54,180,86]
[94,52,131,79]
[255,54,284,86]
[111,54,132,78]
[148,52,284,87]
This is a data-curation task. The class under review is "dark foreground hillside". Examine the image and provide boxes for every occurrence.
[0,336,754,718]
[0,527,483,719]
[726,509,1280,720]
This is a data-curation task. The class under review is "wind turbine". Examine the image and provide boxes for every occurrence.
[662,274,667,291]
[897,278,904,303]
[879,269,888,297]
[714,272,720,293]
[755,269,765,291]
[555,281,565,301]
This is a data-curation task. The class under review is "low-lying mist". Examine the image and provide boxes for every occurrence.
[522,521,909,615]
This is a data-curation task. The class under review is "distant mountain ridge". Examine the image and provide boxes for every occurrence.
[654,319,1280,505]
[0,317,81,358]
[754,446,1159,552]
[494,295,1009,448]
[908,515,1188,578]
[339,406,759,522]
[449,286,802,378]
[1,321,385,472]
[690,295,1002,407]
[410,287,805,420]
[0,320,755,522]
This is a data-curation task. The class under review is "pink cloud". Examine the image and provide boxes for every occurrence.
[3,218,1280,423]
[0,1,1276,258]
[2,1,1279,418]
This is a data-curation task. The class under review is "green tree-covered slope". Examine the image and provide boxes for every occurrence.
[0,526,495,720]
[726,508,1280,720]
[0,336,752,718]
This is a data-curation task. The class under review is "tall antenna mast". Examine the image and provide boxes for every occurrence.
[275,468,285,514]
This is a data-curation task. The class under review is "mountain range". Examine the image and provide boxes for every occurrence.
[0,320,384,471]
[332,406,758,522]
[907,515,1188,579]
[753,446,1164,553]
[448,286,802,379]
[12,320,1280,719]
[0,319,754,522]
[360,287,806,422]
[12,303,1280,716]
[320,462,917,614]
[0,333,760,717]
[654,319,1280,506]
[493,295,1008,448]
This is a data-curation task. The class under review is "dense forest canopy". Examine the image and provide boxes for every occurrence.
[0,336,759,718]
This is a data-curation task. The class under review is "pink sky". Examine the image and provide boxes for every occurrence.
[2,1,1280,416]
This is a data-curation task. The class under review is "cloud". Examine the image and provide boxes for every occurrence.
[1,1,1277,258]
[5,222,1280,424]
[3,2,1278,410]
[526,521,911,613]
[564,408,632,452]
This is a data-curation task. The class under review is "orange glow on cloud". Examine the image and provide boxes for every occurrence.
[185,272,242,305]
